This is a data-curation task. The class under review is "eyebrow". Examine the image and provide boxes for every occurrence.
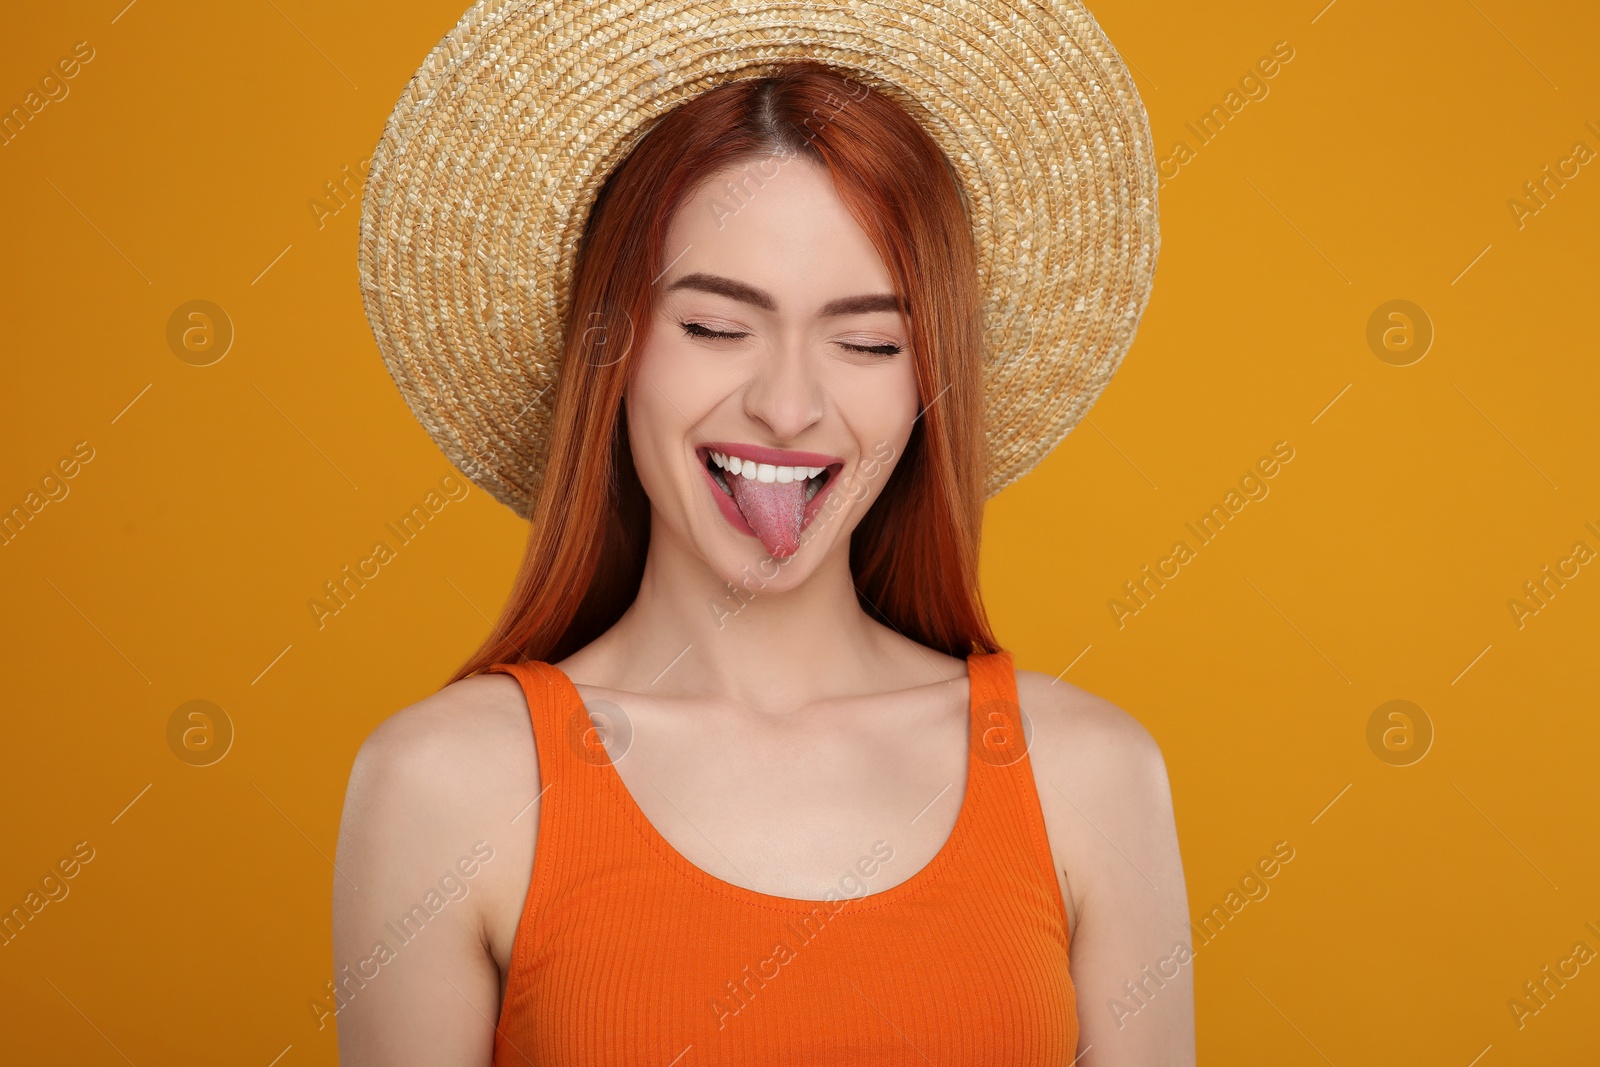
[663,271,903,317]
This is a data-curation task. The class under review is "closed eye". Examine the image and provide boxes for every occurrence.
[680,321,748,341]
[680,321,902,356]
[839,341,902,356]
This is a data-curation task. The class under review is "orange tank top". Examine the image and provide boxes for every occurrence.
[484,650,1078,1064]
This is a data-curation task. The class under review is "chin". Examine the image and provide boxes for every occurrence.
[696,520,847,610]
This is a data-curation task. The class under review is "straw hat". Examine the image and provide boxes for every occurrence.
[359,0,1159,518]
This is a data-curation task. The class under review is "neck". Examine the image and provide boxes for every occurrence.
[565,510,921,712]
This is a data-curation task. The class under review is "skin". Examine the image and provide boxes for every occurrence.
[333,154,1194,1064]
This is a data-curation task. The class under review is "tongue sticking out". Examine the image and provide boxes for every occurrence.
[727,475,809,558]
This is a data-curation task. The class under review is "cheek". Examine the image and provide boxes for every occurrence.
[631,328,733,419]
[841,359,921,456]
[623,336,726,494]
[622,376,675,501]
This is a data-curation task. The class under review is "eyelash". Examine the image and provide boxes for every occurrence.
[679,321,902,357]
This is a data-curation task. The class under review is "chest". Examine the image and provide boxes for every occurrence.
[494,887,1078,1066]
[601,689,972,899]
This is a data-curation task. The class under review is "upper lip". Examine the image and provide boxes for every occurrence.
[697,441,844,469]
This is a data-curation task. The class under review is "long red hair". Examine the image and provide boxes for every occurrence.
[450,61,998,682]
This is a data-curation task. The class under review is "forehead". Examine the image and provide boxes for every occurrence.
[660,155,895,308]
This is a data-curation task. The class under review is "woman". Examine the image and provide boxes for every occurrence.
[337,2,1190,1063]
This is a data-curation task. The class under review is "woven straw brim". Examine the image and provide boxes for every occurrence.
[359,0,1159,518]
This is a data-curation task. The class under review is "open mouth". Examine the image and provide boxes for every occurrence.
[704,451,832,503]
[696,443,844,559]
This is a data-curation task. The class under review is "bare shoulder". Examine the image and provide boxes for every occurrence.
[332,673,541,1059]
[1012,669,1183,927]
[345,672,536,826]
[1013,670,1194,1059]
[353,672,533,772]
[335,672,539,955]
[1013,668,1169,785]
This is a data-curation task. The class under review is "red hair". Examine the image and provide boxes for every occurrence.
[449,61,998,682]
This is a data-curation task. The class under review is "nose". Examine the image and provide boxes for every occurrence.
[741,339,825,441]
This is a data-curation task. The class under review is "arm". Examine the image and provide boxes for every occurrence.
[1019,672,1195,1066]
[331,673,537,1065]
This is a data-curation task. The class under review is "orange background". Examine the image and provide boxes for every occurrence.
[2,0,1597,1062]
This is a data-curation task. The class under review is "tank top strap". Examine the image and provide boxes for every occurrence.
[964,649,1074,938]
[484,657,624,868]
[485,659,615,785]
[967,649,1027,767]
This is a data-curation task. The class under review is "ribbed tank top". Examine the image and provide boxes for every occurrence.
[484,650,1077,1064]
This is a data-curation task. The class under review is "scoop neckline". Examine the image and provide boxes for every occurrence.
[539,655,982,912]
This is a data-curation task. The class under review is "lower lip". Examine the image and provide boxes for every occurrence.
[698,459,841,553]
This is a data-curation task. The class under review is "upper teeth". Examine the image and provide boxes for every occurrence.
[710,452,825,484]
